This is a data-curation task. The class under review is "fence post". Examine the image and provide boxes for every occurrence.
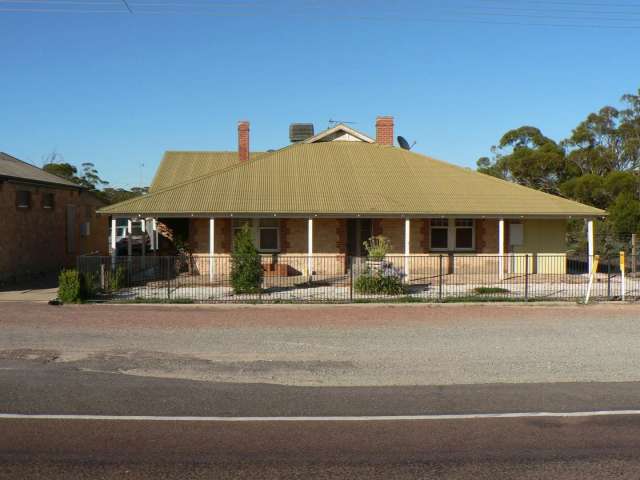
[524,254,529,302]
[166,257,171,300]
[349,256,354,302]
[632,234,637,276]
[607,256,611,300]
[438,255,443,301]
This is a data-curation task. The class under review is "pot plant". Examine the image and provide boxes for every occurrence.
[363,235,391,271]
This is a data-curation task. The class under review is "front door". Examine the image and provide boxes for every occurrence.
[346,219,372,257]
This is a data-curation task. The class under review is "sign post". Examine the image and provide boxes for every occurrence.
[621,251,626,302]
[584,255,600,304]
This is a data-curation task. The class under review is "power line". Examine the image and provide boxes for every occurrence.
[4,0,640,30]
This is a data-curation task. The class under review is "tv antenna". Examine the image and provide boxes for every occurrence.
[139,162,145,187]
[328,119,356,128]
[397,136,416,150]
[42,149,64,165]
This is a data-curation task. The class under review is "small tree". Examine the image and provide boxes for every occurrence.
[231,224,263,294]
[58,269,86,303]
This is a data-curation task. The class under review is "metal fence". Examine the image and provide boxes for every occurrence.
[76,254,640,303]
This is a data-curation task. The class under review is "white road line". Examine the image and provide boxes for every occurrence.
[2,410,640,422]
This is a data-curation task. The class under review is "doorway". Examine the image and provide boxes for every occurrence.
[346,219,372,257]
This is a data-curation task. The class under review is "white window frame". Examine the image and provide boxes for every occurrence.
[454,218,475,251]
[257,218,280,253]
[429,219,449,251]
[232,218,280,253]
[430,218,475,252]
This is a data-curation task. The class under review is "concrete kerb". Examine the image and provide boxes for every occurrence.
[53,300,640,309]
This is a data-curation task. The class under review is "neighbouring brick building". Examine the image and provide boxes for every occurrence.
[0,152,109,285]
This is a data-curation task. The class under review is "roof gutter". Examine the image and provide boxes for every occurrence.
[97,211,607,220]
[0,175,83,190]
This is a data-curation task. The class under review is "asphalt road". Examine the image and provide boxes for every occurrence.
[3,416,640,479]
[3,360,640,416]
[2,302,640,478]
[3,360,640,478]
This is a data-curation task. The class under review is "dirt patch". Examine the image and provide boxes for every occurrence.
[62,350,357,384]
[0,348,60,363]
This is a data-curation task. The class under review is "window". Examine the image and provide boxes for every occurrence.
[430,218,475,251]
[430,219,449,250]
[258,218,280,252]
[455,219,474,250]
[131,220,143,236]
[43,193,55,209]
[232,218,280,252]
[16,190,31,208]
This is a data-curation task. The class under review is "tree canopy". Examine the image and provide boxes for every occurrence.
[43,159,147,205]
[478,88,640,243]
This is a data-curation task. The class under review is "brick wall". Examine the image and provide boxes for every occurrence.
[0,181,108,284]
[285,219,307,252]
[378,218,404,254]
[476,219,499,253]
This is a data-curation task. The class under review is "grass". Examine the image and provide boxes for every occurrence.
[103,294,582,305]
[113,297,195,304]
[441,296,525,303]
[473,287,511,295]
[353,296,426,304]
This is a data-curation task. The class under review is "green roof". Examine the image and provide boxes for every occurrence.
[0,152,81,188]
[150,151,266,191]
[100,142,605,218]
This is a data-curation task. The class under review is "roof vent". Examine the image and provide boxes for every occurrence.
[289,123,314,143]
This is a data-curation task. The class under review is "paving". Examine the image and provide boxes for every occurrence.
[0,287,57,302]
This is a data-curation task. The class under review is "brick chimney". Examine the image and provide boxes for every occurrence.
[375,116,394,146]
[238,120,250,162]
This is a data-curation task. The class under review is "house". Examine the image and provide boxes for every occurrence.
[98,117,605,278]
[0,152,108,284]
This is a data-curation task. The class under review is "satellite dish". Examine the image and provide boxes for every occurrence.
[397,136,414,150]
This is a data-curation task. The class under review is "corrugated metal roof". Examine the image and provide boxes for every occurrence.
[0,152,81,188]
[100,142,605,218]
[150,151,267,191]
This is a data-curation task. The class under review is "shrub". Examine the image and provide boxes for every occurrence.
[354,261,406,295]
[83,271,99,298]
[58,269,86,303]
[362,235,391,261]
[231,224,263,294]
[109,265,127,291]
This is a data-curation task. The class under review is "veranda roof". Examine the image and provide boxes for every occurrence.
[100,142,605,218]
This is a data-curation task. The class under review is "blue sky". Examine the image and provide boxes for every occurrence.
[2,0,640,188]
